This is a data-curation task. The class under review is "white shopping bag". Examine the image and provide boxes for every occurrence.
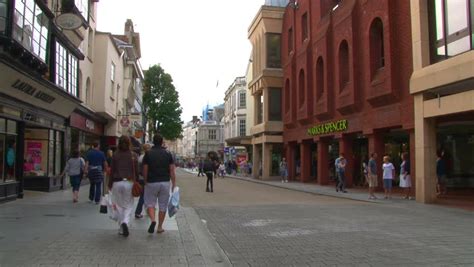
[168,187,180,218]
[105,193,118,222]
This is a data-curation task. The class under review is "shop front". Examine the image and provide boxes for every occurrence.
[69,110,105,156]
[0,113,19,202]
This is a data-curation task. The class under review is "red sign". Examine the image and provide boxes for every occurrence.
[70,112,104,135]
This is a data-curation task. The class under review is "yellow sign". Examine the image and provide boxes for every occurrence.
[307,120,348,136]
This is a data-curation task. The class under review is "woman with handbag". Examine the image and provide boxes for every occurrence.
[108,135,139,237]
[61,149,85,203]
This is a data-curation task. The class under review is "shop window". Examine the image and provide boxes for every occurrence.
[0,119,18,182]
[266,33,281,68]
[24,128,63,177]
[369,18,385,79]
[0,0,7,35]
[12,0,49,62]
[284,79,290,113]
[339,40,350,92]
[316,57,324,100]
[298,69,305,107]
[429,0,473,63]
[56,42,79,97]
[269,87,282,121]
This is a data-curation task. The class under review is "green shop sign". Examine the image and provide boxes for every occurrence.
[307,119,348,136]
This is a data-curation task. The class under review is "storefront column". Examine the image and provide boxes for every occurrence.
[415,95,437,203]
[287,142,296,181]
[318,139,329,185]
[339,135,354,187]
[368,131,385,189]
[300,140,311,183]
[409,129,416,192]
[252,144,261,179]
[262,143,272,180]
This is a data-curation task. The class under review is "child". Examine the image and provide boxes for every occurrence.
[218,162,225,178]
[382,156,395,199]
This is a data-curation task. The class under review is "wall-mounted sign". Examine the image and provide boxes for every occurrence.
[120,116,130,128]
[307,119,348,136]
[85,119,95,131]
[55,13,82,30]
[11,79,56,104]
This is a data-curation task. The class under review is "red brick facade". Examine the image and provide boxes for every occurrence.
[281,0,414,187]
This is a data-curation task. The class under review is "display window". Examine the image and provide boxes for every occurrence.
[23,128,63,177]
[0,118,18,183]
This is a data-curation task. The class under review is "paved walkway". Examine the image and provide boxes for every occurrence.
[0,187,230,267]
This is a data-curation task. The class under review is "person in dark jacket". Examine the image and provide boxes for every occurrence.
[197,159,205,177]
[85,142,108,204]
[203,151,218,192]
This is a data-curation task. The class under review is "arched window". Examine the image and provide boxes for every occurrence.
[316,57,324,100]
[298,70,305,107]
[339,40,349,91]
[369,18,385,78]
[285,79,290,113]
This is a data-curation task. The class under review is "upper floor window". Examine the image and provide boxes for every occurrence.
[110,62,115,98]
[238,91,246,108]
[339,40,350,91]
[87,29,94,59]
[298,70,305,107]
[316,57,324,100]
[75,0,89,21]
[302,13,308,42]
[257,93,263,124]
[239,119,246,137]
[209,129,217,140]
[429,0,473,63]
[56,42,79,97]
[369,18,385,78]
[288,27,293,54]
[284,79,290,113]
[12,0,49,62]
[266,33,281,68]
[0,0,7,35]
[269,88,282,121]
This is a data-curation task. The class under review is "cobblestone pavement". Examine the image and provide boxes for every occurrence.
[181,169,474,266]
[0,181,230,267]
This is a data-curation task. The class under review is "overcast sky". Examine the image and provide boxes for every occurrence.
[96,1,264,122]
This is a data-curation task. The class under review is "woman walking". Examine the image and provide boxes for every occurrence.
[279,157,289,183]
[108,136,139,237]
[382,155,395,199]
[399,153,412,199]
[61,149,85,203]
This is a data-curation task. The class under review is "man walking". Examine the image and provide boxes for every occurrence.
[335,153,347,193]
[85,142,107,204]
[143,134,176,234]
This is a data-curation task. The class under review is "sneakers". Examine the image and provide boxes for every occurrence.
[121,223,129,237]
[148,221,156,233]
[135,214,143,219]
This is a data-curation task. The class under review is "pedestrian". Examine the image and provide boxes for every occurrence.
[436,150,448,196]
[335,153,348,193]
[105,149,113,188]
[143,134,176,234]
[197,159,204,177]
[108,135,139,237]
[279,157,289,183]
[218,162,226,178]
[399,152,412,199]
[61,149,85,203]
[382,155,395,199]
[135,143,152,219]
[367,153,378,199]
[85,142,107,204]
[203,151,217,192]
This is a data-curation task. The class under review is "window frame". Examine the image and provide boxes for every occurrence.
[55,41,79,97]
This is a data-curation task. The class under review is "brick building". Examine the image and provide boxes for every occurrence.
[281,0,414,188]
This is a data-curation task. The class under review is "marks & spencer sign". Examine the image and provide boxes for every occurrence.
[307,119,348,136]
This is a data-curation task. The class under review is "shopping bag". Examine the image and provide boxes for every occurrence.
[168,187,180,218]
[99,194,108,214]
[106,193,118,222]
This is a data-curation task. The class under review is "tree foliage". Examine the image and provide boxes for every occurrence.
[143,64,183,140]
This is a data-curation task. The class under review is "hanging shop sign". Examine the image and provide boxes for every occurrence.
[307,119,348,136]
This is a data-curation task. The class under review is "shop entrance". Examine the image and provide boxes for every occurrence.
[310,142,317,182]
[384,130,410,177]
[328,139,339,183]
[353,137,368,187]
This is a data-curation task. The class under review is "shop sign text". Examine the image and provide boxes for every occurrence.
[307,119,348,136]
[11,79,56,104]
[85,119,95,131]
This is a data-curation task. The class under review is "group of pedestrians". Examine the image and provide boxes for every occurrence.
[61,134,176,237]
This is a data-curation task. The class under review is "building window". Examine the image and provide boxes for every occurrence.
[302,13,308,42]
[369,18,385,78]
[110,62,115,99]
[238,91,246,108]
[56,42,79,97]
[85,78,91,104]
[12,0,49,62]
[257,93,263,124]
[75,0,89,21]
[24,128,63,177]
[298,69,305,107]
[239,119,246,137]
[288,27,293,54]
[87,29,94,59]
[284,79,290,113]
[0,119,18,183]
[316,57,324,100]
[209,129,217,140]
[339,40,350,91]
[430,0,473,63]
[266,33,281,68]
[0,0,7,35]
[269,88,282,121]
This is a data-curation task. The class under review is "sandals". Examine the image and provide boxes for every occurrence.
[157,228,165,234]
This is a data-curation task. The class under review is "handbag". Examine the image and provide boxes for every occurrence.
[99,194,108,214]
[130,152,143,197]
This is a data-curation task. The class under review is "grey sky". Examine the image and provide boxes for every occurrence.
[96,1,264,122]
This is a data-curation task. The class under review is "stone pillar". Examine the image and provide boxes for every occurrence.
[368,132,385,189]
[318,139,329,185]
[339,136,354,187]
[409,129,416,192]
[287,143,296,181]
[414,94,437,203]
[262,143,272,180]
[300,140,311,183]
[252,144,261,179]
